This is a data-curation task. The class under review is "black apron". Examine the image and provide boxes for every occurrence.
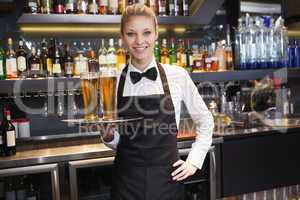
[111,63,184,200]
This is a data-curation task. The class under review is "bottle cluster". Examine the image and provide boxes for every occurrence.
[155,36,233,72]
[0,38,126,80]
[0,176,39,200]
[235,14,291,70]
[25,0,189,16]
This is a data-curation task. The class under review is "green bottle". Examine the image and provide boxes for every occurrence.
[154,40,161,62]
[169,38,177,65]
[0,45,6,80]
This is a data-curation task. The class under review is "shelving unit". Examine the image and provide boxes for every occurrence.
[1,68,299,94]
[17,14,207,25]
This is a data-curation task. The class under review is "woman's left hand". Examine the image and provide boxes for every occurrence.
[171,160,198,181]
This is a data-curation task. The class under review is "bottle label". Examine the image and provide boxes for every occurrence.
[66,3,74,10]
[29,1,37,7]
[6,130,16,147]
[6,58,17,75]
[17,56,27,72]
[98,55,107,65]
[53,63,62,73]
[31,63,40,71]
[159,6,166,13]
[75,61,87,75]
[0,60,3,75]
[65,62,74,75]
[100,0,108,6]
[106,54,116,65]
[89,3,98,12]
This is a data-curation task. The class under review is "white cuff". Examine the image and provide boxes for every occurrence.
[186,148,209,170]
[101,131,120,150]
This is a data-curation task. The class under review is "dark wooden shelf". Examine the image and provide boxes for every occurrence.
[0,69,299,94]
[17,14,207,25]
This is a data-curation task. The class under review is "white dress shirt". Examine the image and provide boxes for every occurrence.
[102,57,214,170]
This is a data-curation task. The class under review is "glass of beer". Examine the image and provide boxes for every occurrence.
[80,72,100,121]
[100,67,117,120]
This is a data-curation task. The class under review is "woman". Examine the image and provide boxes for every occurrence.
[101,4,214,200]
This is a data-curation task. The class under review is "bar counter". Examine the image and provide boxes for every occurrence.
[0,126,298,170]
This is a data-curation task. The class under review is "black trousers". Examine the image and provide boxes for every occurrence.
[111,164,184,200]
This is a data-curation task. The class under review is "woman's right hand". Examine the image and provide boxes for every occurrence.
[100,124,116,142]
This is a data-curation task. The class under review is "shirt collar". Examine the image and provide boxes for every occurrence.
[128,56,157,73]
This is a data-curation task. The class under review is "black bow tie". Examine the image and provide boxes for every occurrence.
[130,67,158,84]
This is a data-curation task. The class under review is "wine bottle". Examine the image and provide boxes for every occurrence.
[28,47,42,78]
[2,109,16,156]
[64,43,74,77]
[16,40,28,79]
[6,38,18,79]
[88,50,99,72]
[53,46,63,77]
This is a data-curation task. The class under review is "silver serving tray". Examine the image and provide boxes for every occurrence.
[62,117,144,124]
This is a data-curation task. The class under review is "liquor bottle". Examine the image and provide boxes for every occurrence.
[98,39,108,68]
[98,0,108,14]
[40,0,53,14]
[54,0,65,13]
[25,0,39,14]
[2,109,16,156]
[53,46,63,77]
[107,38,117,68]
[108,0,118,14]
[65,0,77,13]
[6,38,18,79]
[40,40,51,77]
[182,0,188,16]
[168,0,175,16]
[26,184,38,200]
[77,0,88,14]
[176,39,186,68]
[88,0,99,14]
[118,0,125,14]
[116,39,126,71]
[186,39,193,71]
[64,43,74,77]
[16,40,28,79]
[161,39,169,64]
[169,38,177,65]
[148,0,157,14]
[88,50,99,72]
[48,39,56,77]
[74,51,88,76]
[215,41,226,71]
[28,47,41,78]
[154,40,161,62]
[158,0,167,16]
[192,44,204,72]
[225,25,233,70]
[0,45,6,80]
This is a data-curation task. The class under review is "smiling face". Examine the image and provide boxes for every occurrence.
[121,15,158,70]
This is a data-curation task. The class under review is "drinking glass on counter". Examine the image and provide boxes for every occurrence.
[99,67,117,120]
[80,72,100,121]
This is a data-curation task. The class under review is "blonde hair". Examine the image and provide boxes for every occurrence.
[120,4,158,35]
